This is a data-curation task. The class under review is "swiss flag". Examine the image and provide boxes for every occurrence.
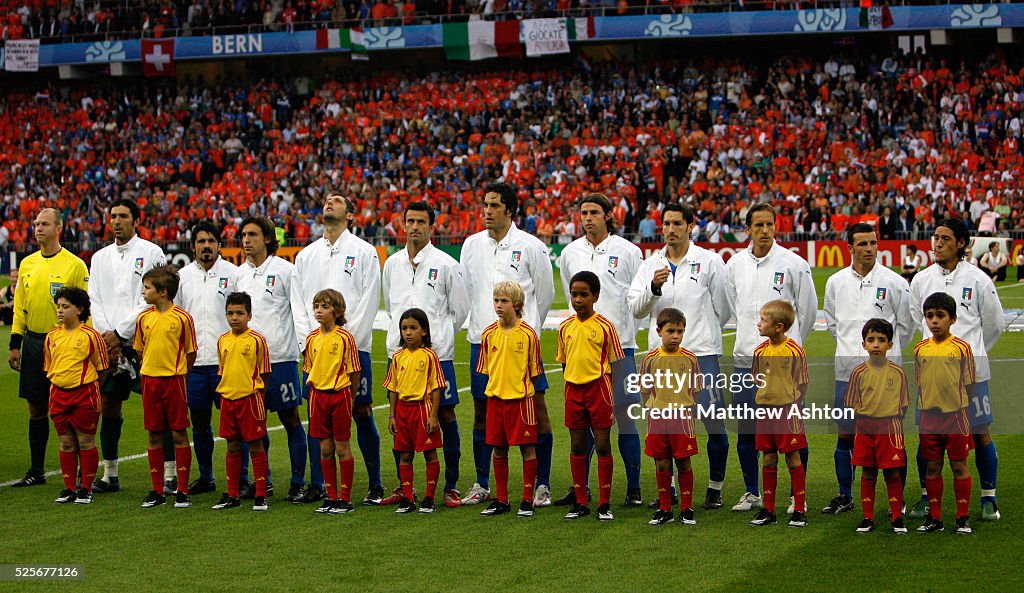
[142,38,176,77]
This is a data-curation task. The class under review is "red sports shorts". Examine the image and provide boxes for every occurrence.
[309,386,353,441]
[564,377,614,430]
[49,382,101,436]
[852,416,907,469]
[219,393,268,443]
[919,408,974,462]
[141,375,190,431]
[645,412,699,460]
[755,405,808,453]
[486,396,538,447]
[393,399,443,452]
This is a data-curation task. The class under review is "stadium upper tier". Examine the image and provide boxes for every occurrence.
[1,51,1023,251]
[0,1,1008,44]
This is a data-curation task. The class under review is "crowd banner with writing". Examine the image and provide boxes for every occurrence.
[522,18,570,57]
[4,39,40,72]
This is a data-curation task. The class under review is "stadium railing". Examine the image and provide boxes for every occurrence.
[9,0,1007,45]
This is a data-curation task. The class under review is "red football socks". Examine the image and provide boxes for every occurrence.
[175,445,192,494]
[954,476,972,520]
[399,462,414,501]
[926,477,944,520]
[147,448,164,493]
[59,450,77,490]
[339,458,354,502]
[79,447,98,491]
[656,470,673,512]
[522,458,537,502]
[425,460,440,500]
[678,468,694,512]
[885,475,903,520]
[252,450,269,497]
[493,455,509,504]
[762,467,778,513]
[322,457,338,500]
[790,465,806,514]
[597,456,613,506]
[226,452,242,498]
[570,454,588,505]
[862,478,877,520]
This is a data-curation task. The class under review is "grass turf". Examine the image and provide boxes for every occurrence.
[0,268,1023,592]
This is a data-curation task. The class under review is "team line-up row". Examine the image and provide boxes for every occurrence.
[7,187,1004,536]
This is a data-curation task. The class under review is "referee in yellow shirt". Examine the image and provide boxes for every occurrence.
[7,208,89,487]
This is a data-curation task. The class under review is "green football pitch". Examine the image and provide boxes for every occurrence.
[1,268,1023,592]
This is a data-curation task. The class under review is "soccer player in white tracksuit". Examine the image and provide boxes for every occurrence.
[236,216,310,502]
[461,183,554,505]
[627,203,733,511]
[294,194,384,504]
[909,218,1004,521]
[557,193,644,508]
[822,223,913,515]
[382,202,470,507]
[724,203,817,512]
[174,222,243,495]
[88,199,167,493]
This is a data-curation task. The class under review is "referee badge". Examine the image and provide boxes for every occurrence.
[49,282,63,297]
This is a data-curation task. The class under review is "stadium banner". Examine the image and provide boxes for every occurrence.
[32,4,1024,67]
[522,18,570,57]
[3,39,40,72]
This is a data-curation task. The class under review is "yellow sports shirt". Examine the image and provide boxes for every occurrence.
[383,347,446,402]
[914,336,975,413]
[303,326,360,391]
[639,347,702,408]
[845,360,910,418]
[43,324,108,389]
[133,306,197,377]
[477,320,543,400]
[216,329,272,400]
[555,313,623,385]
[753,338,809,406]
[13,248,88,335]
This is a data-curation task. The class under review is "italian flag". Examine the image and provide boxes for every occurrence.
[567,16,595,41]
[443,20,523,61]
[315,27,368,60]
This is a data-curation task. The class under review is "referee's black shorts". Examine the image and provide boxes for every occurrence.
[19,331,51,404]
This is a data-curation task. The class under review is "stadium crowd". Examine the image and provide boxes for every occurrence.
[3,49,1024,253]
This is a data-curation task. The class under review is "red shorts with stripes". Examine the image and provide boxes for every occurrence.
[755,406,808,453]
[852,416,907,469]
[141,375,190,431]
[644,412,699,460]
[919,408,974,461]
[49,382,101,436]
[219,393,268,443]
[564,377,614,431]
[309,386,353,441]
[486,396,538,447]
[393,399,443,452]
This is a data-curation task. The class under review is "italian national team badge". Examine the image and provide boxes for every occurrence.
[345,256,356,269]
[511,250,523,263]
[135,257,145,270]
[962,287,973,301]
[218,278,229,289]
[428,268,438,281]
[690,263,701,275]
[876,287,887,300]
[773,272,785,286]
[608,255,619,269]
[266,275,276,288]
